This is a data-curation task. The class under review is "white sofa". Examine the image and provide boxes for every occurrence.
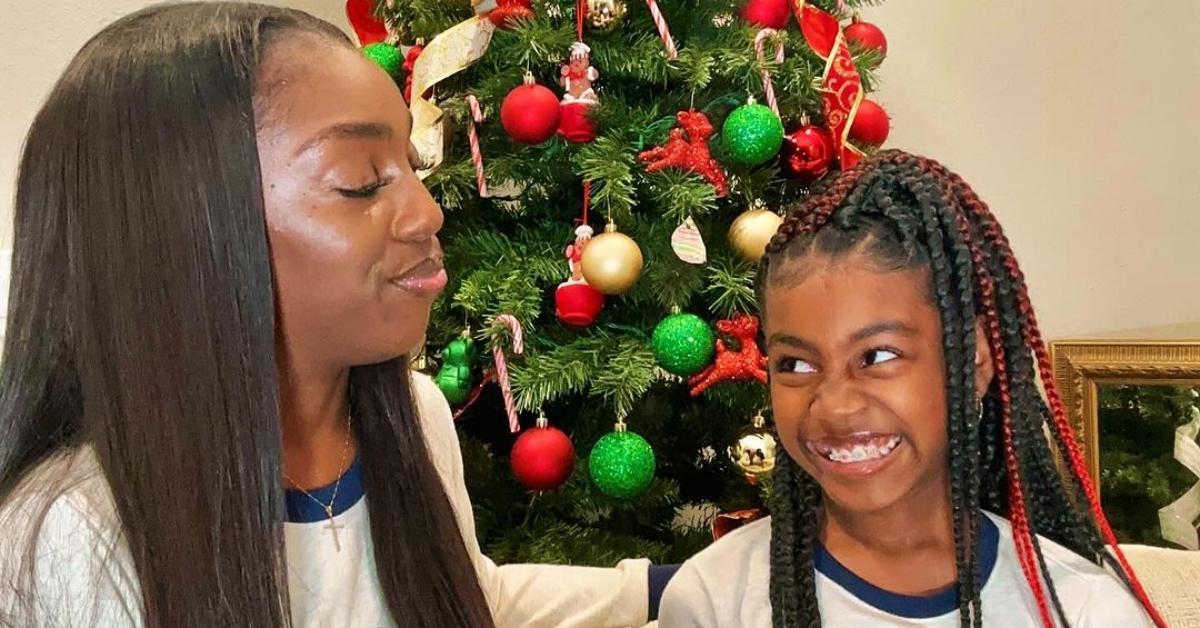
[1124,544,1200,627]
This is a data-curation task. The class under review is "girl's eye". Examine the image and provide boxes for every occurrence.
[778,358,817,375]
[862,348,900,367]
[337,178,391,199]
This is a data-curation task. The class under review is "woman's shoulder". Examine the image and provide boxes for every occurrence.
[0,446,140,625]
[406,370,469,489]
[408,370,458,446]
[0,446,118,538]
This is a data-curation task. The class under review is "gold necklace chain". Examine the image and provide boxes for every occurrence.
[283,414,354,551]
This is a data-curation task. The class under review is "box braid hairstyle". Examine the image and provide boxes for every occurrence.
[758,149,1166,628]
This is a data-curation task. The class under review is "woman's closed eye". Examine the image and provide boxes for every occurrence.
[337,177,392,199]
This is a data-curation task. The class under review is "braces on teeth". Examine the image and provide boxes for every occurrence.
[826,436,900,463]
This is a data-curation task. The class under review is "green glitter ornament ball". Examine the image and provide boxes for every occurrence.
[588,428,656,499]
[362,42,403,76]
[651,312,716,377]
[722,102,785,165]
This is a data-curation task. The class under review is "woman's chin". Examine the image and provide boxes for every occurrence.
[347,332,428,367]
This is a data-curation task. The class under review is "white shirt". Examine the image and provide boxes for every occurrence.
[658,511,1151,627]
[0,373,650,627]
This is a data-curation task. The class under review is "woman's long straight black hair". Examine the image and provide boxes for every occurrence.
[0,4,493,627]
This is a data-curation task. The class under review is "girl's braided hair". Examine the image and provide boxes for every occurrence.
[759,149,1165,628]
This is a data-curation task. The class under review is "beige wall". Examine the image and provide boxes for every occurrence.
[1,1,1197,339]
[869,1,1200,338]
[0,0,352,243]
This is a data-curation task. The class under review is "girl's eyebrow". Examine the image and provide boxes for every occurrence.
[767,320,918,353]
[848,320,918,344]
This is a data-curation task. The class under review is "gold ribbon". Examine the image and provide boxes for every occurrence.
[1159,391,1200,549]
[410,13,497,178]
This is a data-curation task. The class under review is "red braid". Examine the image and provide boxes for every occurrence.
[934,161,1167,628]
[1018,290,1167,628]
[939,179,1055,628]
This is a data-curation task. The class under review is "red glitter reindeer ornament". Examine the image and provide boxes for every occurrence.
[689,313,768,396]
[639,110,728,197]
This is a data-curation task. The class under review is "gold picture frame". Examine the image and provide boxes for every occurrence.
[1050,322,1200,496]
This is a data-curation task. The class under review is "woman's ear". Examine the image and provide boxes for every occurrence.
[974,317,995,400]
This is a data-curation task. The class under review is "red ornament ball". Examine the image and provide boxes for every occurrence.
[849,99,890,147]
[739,0,790,29]
[558,101,597,143]
[779,125,834,183]
[501,80,561,145]
[488,0,535,29]
[555,280,604,327]
[845,19,888,65]
[345,0,388,45]
[511,419,576,491]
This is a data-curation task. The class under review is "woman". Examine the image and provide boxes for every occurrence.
[0,4,653,627]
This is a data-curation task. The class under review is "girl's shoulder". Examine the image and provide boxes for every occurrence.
[981,511,1152,627]
[687,515,773,571]
[982,509,1115,578]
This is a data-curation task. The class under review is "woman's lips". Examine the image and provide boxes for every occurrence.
[390,263,447,297]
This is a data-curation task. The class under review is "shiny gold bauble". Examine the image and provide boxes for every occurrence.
[586,0,628,32]
[580,224,644,295]
[729,416,778,484]
[728,208,784,263]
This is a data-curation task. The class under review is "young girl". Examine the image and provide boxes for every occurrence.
[658,150,1165,627]
[0,4,655,627]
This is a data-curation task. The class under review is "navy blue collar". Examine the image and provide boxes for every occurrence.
[813,513,1001,619]
[285,457,365,523]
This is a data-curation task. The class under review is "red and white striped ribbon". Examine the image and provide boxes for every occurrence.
[465,95,488,197]
[645,0,678,60]
[754,28,785,116]
[492,314,524,432]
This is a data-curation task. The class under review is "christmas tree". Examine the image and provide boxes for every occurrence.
[355,0,891,565]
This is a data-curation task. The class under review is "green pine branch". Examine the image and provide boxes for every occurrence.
[703,254,758,318]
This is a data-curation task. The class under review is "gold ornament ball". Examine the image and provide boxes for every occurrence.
[729,427,778,484]
[728,208,784,263]
[587,0,628,32]
[580,227,644,295]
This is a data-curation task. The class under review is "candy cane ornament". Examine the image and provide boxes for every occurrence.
[492,314,524,432]
[754,28,785,116]
[645,0,678,60]
[465,95,488,197]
